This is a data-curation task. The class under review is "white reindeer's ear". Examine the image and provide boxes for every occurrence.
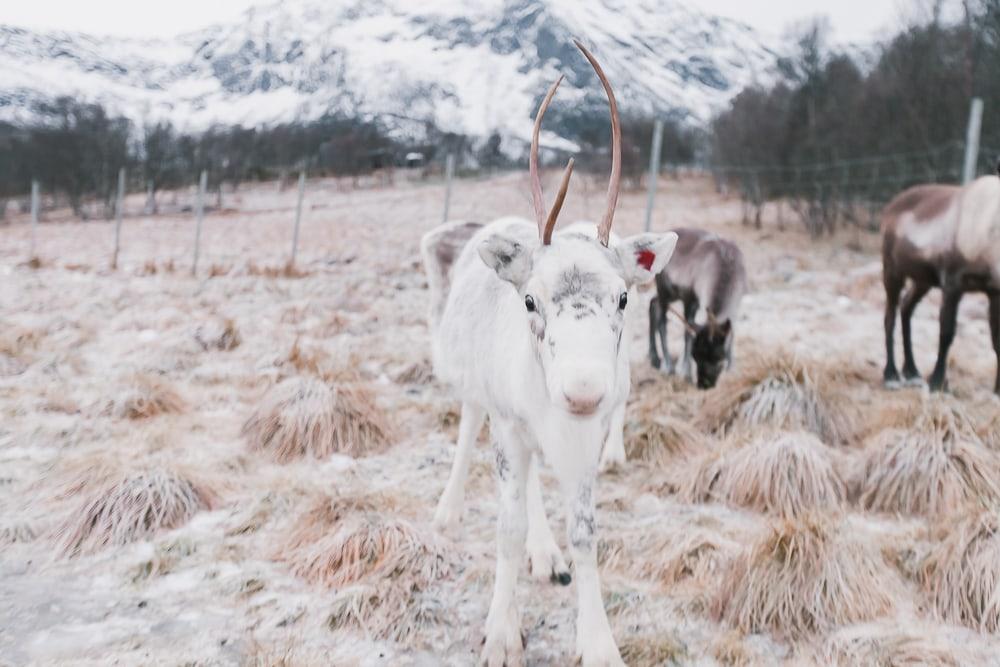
[478,233,533,286]
[616,232,678,286]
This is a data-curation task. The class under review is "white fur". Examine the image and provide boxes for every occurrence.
[426,216,676,665]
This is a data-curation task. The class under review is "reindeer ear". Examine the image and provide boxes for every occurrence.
[616,232,678,286]
[478,233,533,287]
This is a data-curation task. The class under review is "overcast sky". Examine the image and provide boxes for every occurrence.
[2,0,925,42]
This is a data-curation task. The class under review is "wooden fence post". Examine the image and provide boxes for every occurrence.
[111,167,125,269]
[191,170,207,276]
[290,170,306,268]
[442,153,455,223]
[962,98,984,184]
[29,180,39,260]
[644,118,664,232]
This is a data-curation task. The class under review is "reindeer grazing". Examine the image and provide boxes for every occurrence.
[882,165,1000,394]
[421,41,677,666]
[648,228,747,389]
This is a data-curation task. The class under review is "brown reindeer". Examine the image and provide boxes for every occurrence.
[648,228,747,389]
[882,165,1000,394]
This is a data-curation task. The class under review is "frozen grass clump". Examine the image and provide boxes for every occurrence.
[242,377,392,462]
[712,516,898,637]
[920,510,1000,632]
[280,494,458,643]
[850,402,1000,517]
[108,373,186,419]
[697,351,854,444]
[624,415,706,465]
[194,316,241,351]
[681,432,845,519]
[626,528,740,589]
[823,623,973,667]
[56,468,215,556]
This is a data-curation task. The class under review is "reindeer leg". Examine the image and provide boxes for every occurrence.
[647,296,662,370]
[989,292,1000,395]
[482,420,530,667]
[526,455,570,584]
[900,282,930,386]
[557,459,623,667]
[680,299,698,383]
[433,402,485,535]
[928,287,962,393]
[657,299,674,374]
[883,274,903,388]
[598,400,627,472]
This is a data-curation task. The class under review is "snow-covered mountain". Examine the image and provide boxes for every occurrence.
[0,0,780,145]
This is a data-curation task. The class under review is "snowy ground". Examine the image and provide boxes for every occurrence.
[2,172,1000,666]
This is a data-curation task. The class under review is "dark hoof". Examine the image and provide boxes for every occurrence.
[550,571,572,586]
[928,377,947,393]
[649,357,661,370]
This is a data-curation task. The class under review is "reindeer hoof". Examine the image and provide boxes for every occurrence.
[527,537,570,585]
[552,571,572,586]
[902,375,926,388]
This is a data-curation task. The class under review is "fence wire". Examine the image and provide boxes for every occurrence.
[710,142,1000,236]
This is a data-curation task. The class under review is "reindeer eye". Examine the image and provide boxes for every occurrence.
[618,292,628,310]
[525,295,536,313]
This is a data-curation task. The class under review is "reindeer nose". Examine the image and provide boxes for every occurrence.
[562,373,606,416]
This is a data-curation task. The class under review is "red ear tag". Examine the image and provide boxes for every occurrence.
[636,249,655,271]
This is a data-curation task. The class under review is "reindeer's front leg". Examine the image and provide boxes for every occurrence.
[526,456,571,584]
[559,463,623,666]
[598,401,627,472]
[482,419,530,667]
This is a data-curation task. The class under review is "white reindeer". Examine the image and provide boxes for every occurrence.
[422,40,678,666]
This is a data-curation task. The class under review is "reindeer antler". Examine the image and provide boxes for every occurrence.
[573,39,621,248]
[530,76,575,245]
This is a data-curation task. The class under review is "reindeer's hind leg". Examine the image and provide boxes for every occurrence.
[433,401,485,534]
[679,298,698,382]
[900,282,931,385]
[525,456,571,584]
[989,293,1000,395]
[882,272,904,388]
[928,287,962,392]
[648,296,663,370]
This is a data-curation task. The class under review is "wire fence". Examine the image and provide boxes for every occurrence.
[710,141,1000,236]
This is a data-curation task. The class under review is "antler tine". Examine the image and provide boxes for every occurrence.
[531,75,564,242]
[542,158,575,244]
[573,39,621,247]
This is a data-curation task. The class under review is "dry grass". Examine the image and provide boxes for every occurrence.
[108,373,187,419]
[979,411,1000,451]
[194,316,241,351]
[697,351,854,444]
[618,634,687,666]
[0,522,36,546]
[712,515,899,637]
[681,431,846,519]
[242,377,392,462]
[920,509,1000,632]
[850,401,1000,517]
[285,339,362,383]
[280,494,457,643]
[55,468,216,556]
[624,415,707,465]
[246,260,309,279]
[823,624,971,666]
[608,527,740,589]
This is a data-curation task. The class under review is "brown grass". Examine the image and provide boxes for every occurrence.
[242,377,392,462]
[194,316,241,351]
[624,415,707,465]
[697,351,854,444]
[616,528,741,589]
[55,468,216,556]
[823,624,971,666]
[681,431,846,519]
[618,634,687,666]
[920,509,1000,632]
[712,515,899,637]
[280,494,456,643]
[108,373,187,419]
[246,260,309,279]
[979,411,1000,451]
[850,402,1000,517]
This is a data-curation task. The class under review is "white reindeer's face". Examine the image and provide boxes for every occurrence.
[480,231,677,417]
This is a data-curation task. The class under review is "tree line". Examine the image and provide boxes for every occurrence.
[712,0,1000,220]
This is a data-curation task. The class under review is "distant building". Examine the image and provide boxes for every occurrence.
[405,152,425,168]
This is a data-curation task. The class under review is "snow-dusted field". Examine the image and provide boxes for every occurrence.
[3,172,1000,666]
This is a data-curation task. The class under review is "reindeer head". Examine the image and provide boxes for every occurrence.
[478,41,678,417]
[691,315,732,389]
